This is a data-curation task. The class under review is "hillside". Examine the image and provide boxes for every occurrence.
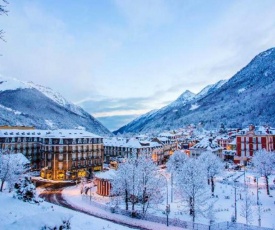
[0,76,111,136]
[115,48,275,134]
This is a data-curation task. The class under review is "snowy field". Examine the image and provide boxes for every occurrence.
[0,192,133,230]
[62,169,275,229]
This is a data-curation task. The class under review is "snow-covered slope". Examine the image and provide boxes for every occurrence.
[115,47,275,134]
[0,76,111,136]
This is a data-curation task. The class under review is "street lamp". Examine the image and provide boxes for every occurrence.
[159,173,170,226]
[233,180,238,222]
[256,176,261,227]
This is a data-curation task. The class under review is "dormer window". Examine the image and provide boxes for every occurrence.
[59,139,63,145]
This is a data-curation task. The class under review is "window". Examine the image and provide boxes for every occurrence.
[58,162,63,170]
[59,154,63,161]
[59,139,63,144]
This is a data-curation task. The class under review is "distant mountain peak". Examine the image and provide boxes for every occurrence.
[0,75,111,136]
[114,47,275,134]
[173,90,195,103]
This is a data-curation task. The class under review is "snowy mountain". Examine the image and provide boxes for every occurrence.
[115,47,275,134]
[0,76,111,136]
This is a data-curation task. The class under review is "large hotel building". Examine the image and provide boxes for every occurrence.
[0,127,103,180]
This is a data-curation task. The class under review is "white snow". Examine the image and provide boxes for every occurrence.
[45,119,56,129]
[0,75,84,116]
[60,168,275,229]
[189,103,200,111]
[0,104,22,115]
[0,192,133,230]
[238,88,246,93]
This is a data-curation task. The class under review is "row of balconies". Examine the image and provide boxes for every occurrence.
[40,149,103,153]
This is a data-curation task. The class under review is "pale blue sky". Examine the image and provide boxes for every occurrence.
[1,0,275,131]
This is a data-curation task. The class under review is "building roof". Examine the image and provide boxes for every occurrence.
[190,137,222,152]
[95,169,116,180]
[0,129,101,138]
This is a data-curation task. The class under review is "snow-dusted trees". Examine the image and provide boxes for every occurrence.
[240,187,254,225]
[111,162,131,211]
[167,150,188,175]
[252,149,275,195]
[198,151,224,196]
[0,150,26,192]
[137,154,164,215]
[175,158,210,224]
[14,177,37,202]
[111,154,164,216]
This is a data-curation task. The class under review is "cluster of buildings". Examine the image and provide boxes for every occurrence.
[0,126,104,180]
[1,124,275,186]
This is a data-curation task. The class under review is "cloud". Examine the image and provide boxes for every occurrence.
[97,114,140,132]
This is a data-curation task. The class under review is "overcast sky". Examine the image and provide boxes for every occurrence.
[1,0,275,131]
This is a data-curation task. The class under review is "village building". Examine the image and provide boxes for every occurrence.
[94,169,116,196]
[189,137,223,158]
[0,128,103,181]
[235,125,275,165]
[103,137,165,165]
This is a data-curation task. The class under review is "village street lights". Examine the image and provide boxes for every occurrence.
[159,173,170,226]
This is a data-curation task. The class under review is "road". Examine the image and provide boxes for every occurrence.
[37,181,148,230]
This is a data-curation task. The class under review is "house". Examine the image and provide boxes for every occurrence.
[235,125,275,165]
[189,137,223,158]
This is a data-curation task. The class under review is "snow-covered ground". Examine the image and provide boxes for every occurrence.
[62,169,275,229]
[62,185,183,230]
[0,192,133,230]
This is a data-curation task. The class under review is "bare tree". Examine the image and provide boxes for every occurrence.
[252,149,275,195]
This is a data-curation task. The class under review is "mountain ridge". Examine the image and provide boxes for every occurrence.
[0,76,112,136]
[114,47,275,134]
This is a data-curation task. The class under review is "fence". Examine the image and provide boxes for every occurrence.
[211,222,274,230]
[82,194,273,230]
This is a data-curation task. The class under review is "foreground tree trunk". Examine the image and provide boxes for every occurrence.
[265,175,270,195]
[125,189,128,210]
[0,180,5,192]
[211,176,215,196]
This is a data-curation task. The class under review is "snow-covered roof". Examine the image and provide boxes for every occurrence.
[43,129,101,138]
[237,125,275,136]
[95,169,116,180]
[158,132,175,137]
[190,138,222,151]
[157,137,169,142]
[103,137,127,147]
[0,129,101,138]
[0,129,48,137]
[214,134,230,141]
